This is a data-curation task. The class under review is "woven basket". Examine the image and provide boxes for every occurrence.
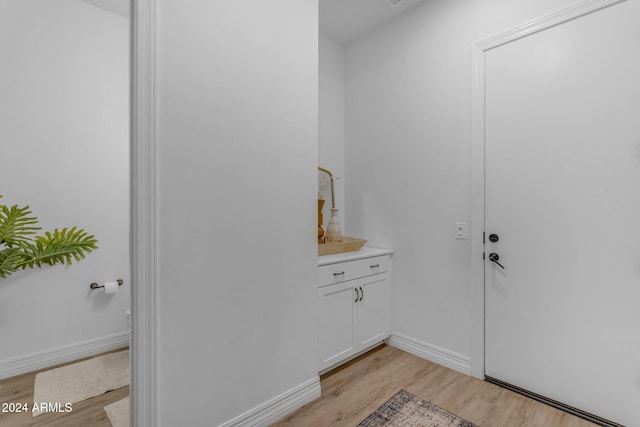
[318,236,367,256]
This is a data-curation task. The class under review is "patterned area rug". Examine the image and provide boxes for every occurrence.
[32,350,129,417]
[357,389,479,427]
[104,396,129,427]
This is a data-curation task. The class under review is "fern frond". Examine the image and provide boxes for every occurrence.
[16,226,98,270]
[0,248,22,278]
[0,204,41,247]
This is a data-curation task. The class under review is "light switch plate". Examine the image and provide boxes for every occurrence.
[456,222,467,239]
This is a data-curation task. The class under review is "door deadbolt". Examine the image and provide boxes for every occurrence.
[489,233,499,242]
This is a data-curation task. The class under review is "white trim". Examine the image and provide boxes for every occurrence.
[131,0,158,426]
[470,28,486,380]
[470,0,626,380]
[219,377,321,427]
[475,0,625,52]
[387,332,471,376]
[0,331,129,380]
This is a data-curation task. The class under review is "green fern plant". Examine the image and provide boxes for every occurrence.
[0,195,98,279]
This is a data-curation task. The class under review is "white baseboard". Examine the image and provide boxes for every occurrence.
[0,331,129,380]
[387,331,472,376]
[220,376,321,427]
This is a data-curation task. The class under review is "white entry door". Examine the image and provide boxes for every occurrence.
[484,1,640,426]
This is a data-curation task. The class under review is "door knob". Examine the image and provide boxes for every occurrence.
[489,253,505,269]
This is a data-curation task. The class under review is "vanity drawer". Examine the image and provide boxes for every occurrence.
[318,255,389,287]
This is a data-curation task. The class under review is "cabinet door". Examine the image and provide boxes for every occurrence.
[356,275,388,350]
[318,282,356,371]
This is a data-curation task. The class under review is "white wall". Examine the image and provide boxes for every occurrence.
[345,0,578,360]
[0,0,129,367]
[155,1,318,425]
[319,34,346,232]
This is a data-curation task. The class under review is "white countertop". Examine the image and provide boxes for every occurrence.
[318,246,394,266]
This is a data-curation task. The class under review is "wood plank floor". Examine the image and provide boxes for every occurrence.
[0,348,128,427]
[271,344,598,427]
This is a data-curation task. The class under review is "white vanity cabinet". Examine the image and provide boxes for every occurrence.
[318,247,393,372]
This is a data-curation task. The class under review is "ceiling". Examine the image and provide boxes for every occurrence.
[320,0,428,44]
[78,0,427,44]
[80,0,130,19]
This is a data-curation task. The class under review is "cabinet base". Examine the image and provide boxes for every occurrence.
[319,339,388,375]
